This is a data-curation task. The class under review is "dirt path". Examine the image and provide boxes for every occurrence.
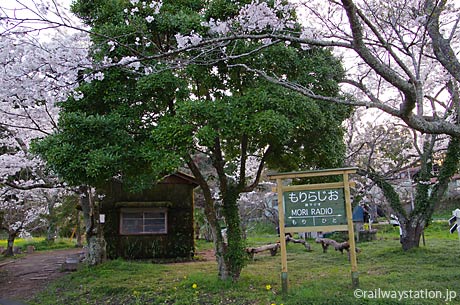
[0,247,215,304]
[0,248,84,303]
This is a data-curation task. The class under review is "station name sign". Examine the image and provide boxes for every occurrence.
[268,168,359,291]
[283,188,347,228]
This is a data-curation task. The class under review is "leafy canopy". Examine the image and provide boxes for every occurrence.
[33,0,351,190]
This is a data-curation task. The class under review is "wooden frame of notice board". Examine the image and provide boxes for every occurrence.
[268,168,359,295]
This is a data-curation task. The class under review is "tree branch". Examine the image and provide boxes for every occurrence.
[242,145,272,193]
[424,0,460,83]
[3,181,60,190]
[231,63,460,136]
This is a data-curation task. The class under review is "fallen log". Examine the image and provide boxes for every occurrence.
[246,243,280,259]
[246,243,281,259]
[286,235,312,251]
[315,238,361,255]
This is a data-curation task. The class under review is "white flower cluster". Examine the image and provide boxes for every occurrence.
[418,180,432,185]
[118,56,141,70]
[0,187,51,238]
[236,1,285,33]
[176,1,294,49]
[124,1,163,18]
[0,31,88,198]
[205,19,231,36]
[201,0,293,37]
[107,40,117,52]
[174,32,203,49]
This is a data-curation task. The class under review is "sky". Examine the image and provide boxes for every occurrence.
[1,0,82,38]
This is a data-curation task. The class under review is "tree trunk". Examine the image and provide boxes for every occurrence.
[75,209,83,248]
[4,231,17,257]
[206,190,246,281]
[186,156,247,281]
[201,192,229,280]
[399,218,424,251]
[186,157,231,280]
[46,195,57,243]
[221,187,246,281]
[46,223,56,243]
[212,224,230,280]
[79,185,106,265]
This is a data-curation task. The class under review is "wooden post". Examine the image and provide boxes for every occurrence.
[277,178,289,295]
[344,172,359,287]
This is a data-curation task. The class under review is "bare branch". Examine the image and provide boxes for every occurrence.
[424,0,460,83]
[243,146,272,193]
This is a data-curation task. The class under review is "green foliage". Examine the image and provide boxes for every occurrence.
[33,111,142,186]
[152,79,350,174]
[205,1,239,21]
[426,137,460,220]
[32,65,189,188]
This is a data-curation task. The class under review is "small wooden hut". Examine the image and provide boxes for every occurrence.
[100,172,198,259]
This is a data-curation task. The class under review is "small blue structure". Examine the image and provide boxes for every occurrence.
[352,205,364,222]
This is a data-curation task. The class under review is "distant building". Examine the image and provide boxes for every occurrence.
[100,172,198,259]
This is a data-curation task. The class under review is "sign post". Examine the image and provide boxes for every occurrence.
[343,172,359,287]
[268,168,359,294]
[276,178,289,295]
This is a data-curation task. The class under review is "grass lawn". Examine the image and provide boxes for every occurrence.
[0,237,78,254]
[30,222,460,305]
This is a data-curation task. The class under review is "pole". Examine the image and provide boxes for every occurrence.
[344,172,359,288]
[277,178,289,295]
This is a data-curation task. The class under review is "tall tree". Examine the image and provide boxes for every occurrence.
[346,115,457,249]
[0,189,47,256]
[0,31,89,249]
[34,0,351,280]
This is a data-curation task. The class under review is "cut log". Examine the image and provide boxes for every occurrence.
[315,238,361,255]
[285,235,312,251]
[245,236,313,259]
[246,243,280,259]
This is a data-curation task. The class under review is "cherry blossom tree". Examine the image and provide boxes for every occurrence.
[345,111,458,249]
[1,188,47,256]
[0,26,90,250]
[0,31,90,186]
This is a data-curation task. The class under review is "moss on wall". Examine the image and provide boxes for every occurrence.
[101,178,196,259]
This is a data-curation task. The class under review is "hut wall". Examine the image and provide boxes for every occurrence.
[101,181,195,259]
